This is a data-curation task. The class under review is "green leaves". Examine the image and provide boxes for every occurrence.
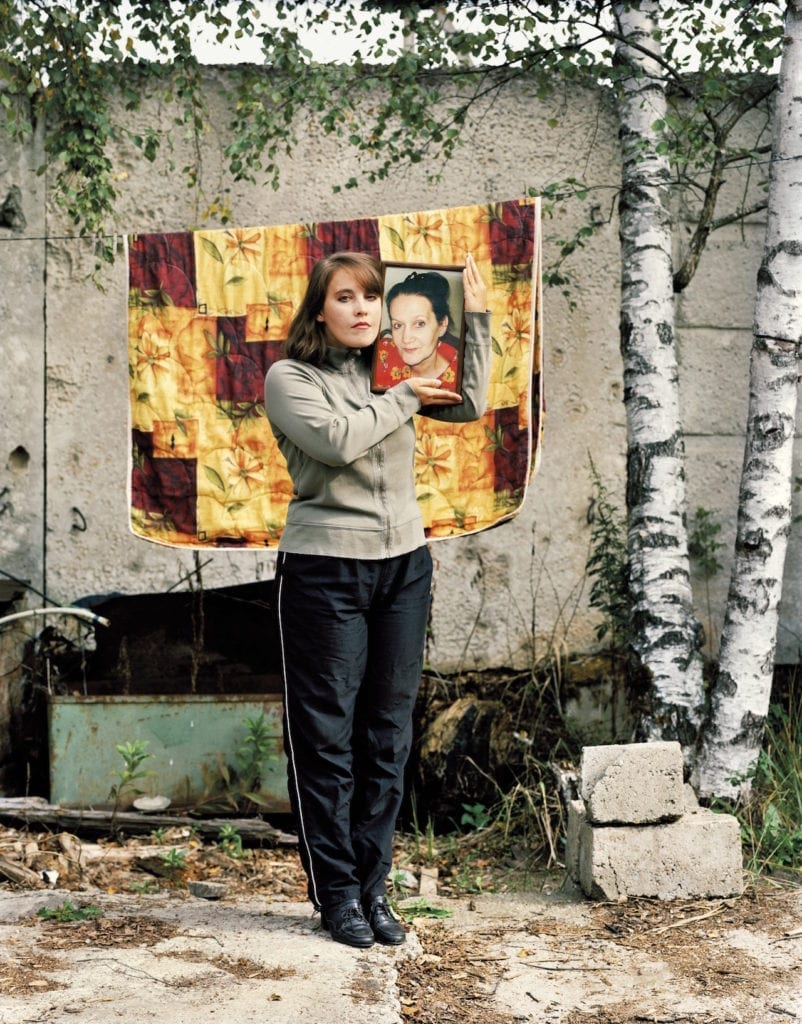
[37,900,103,923]
[586,458,632,650]
[689,506,724,580]
[3,0,786,272]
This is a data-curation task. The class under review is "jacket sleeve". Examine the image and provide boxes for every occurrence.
[421,311,492,423]
[264,361,421,467]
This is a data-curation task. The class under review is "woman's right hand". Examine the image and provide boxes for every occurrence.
[403,377,463,406]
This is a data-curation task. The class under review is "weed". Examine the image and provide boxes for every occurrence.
[454,858,486,894]
[159,848,187,874]
[731,691,802,876]
[460,802,491,831]
[108,739,154,830]
[235,712,275,796]
[217,824,249,860]
[388,867,416,897]
[397,899,452,921]
[150,827,167,844]
[128,880,156,894]
[37,900,102,923]
[198,713,277,813]
[409,792,439,866]
[586,458,632,651]
[689,506,725,659]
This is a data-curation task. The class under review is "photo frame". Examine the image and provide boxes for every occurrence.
[371,261,466,394]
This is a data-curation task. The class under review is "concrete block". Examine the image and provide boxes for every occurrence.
[683,783,700,812]
[580,742,684,825]
[578,808,744,901]
[564,798,586,884]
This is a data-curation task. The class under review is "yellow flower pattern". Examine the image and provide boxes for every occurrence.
[128,198,542,547]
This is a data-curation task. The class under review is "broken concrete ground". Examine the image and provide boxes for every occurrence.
[1,880,800,1024]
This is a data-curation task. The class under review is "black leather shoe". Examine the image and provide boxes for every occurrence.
[321,898,375,948]
[364,896,405,945]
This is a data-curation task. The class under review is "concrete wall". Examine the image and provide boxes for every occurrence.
[1,71,799,670]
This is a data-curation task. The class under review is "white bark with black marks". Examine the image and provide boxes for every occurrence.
[696,0,802,799]
[614,2,705,750]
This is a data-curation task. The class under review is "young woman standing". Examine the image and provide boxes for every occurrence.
[264,251,490,948]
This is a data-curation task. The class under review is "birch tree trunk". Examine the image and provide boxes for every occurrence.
[614,2,705,750]
[696,0,802,800]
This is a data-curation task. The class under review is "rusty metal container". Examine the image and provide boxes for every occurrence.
[48,694,288,811]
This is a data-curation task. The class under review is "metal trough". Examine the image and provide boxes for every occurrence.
[48,693,288,812]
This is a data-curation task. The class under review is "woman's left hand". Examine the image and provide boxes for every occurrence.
[463,253,488,313]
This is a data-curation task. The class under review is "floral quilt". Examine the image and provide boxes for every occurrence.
[127,197,542,547]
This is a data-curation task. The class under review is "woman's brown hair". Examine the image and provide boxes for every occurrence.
[285,252,383,365]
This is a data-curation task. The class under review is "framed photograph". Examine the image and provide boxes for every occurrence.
[371,261,465,394]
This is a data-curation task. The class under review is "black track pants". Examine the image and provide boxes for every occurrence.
[275,546,433,911]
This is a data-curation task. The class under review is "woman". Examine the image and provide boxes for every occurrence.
[373,270,461,392]
[264,251,490,948]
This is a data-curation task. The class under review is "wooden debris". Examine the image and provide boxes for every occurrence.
[0,853,45,888]
[0,798,296,845]
[419,866,439,898]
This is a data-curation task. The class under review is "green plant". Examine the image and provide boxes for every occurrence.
[409,793,438,866]
[195,713,278,813]
[396,899,452,922]
[150,827,167,844]
[235,712,275,794]
[460,802,491,831]
[388,867,416,898]
[108,739,154,828]
[585,459,632,651]
[454,862,486,895]
[159,848,188,874]
[128,880,156,894]
[217,824,249,860]
[689,506,725,659]
[733,692,802,876]
[37,900,102,923]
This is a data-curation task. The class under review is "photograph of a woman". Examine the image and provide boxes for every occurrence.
[372,265,465,393]
[264,251,489,949]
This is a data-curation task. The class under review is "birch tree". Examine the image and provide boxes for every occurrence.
[613,2,705,748]
[696,0,802,798]
[0,0,789,791]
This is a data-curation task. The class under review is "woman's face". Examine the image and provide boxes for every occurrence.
[316,267,381,349]
[388,294,448,368]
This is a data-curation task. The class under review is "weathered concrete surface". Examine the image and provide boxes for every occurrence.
[472,887,802,1024]
[2,74,800,677]
[0,890,413,1024]
[580,741,684,825]
[577,807,744,901]
[0,119,46,596]
[3,881,800,1024]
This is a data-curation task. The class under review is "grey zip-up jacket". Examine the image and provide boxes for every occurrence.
[264,311,492,559]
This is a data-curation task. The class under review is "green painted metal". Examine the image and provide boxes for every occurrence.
[48,694,289,812]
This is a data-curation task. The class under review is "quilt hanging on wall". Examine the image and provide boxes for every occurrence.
[127,197,543,548]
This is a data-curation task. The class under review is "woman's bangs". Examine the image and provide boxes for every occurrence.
[347,259,383,296]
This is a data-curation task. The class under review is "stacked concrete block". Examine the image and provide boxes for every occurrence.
[566,741,743,900]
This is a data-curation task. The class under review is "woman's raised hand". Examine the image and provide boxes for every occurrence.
[463,253,488,313]
[404,377,463,406]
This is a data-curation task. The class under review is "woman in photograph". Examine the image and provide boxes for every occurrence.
[264,251,490,948]
[373,270,461,392]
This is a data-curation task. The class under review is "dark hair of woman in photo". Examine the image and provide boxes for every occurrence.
[264,250,491,949]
